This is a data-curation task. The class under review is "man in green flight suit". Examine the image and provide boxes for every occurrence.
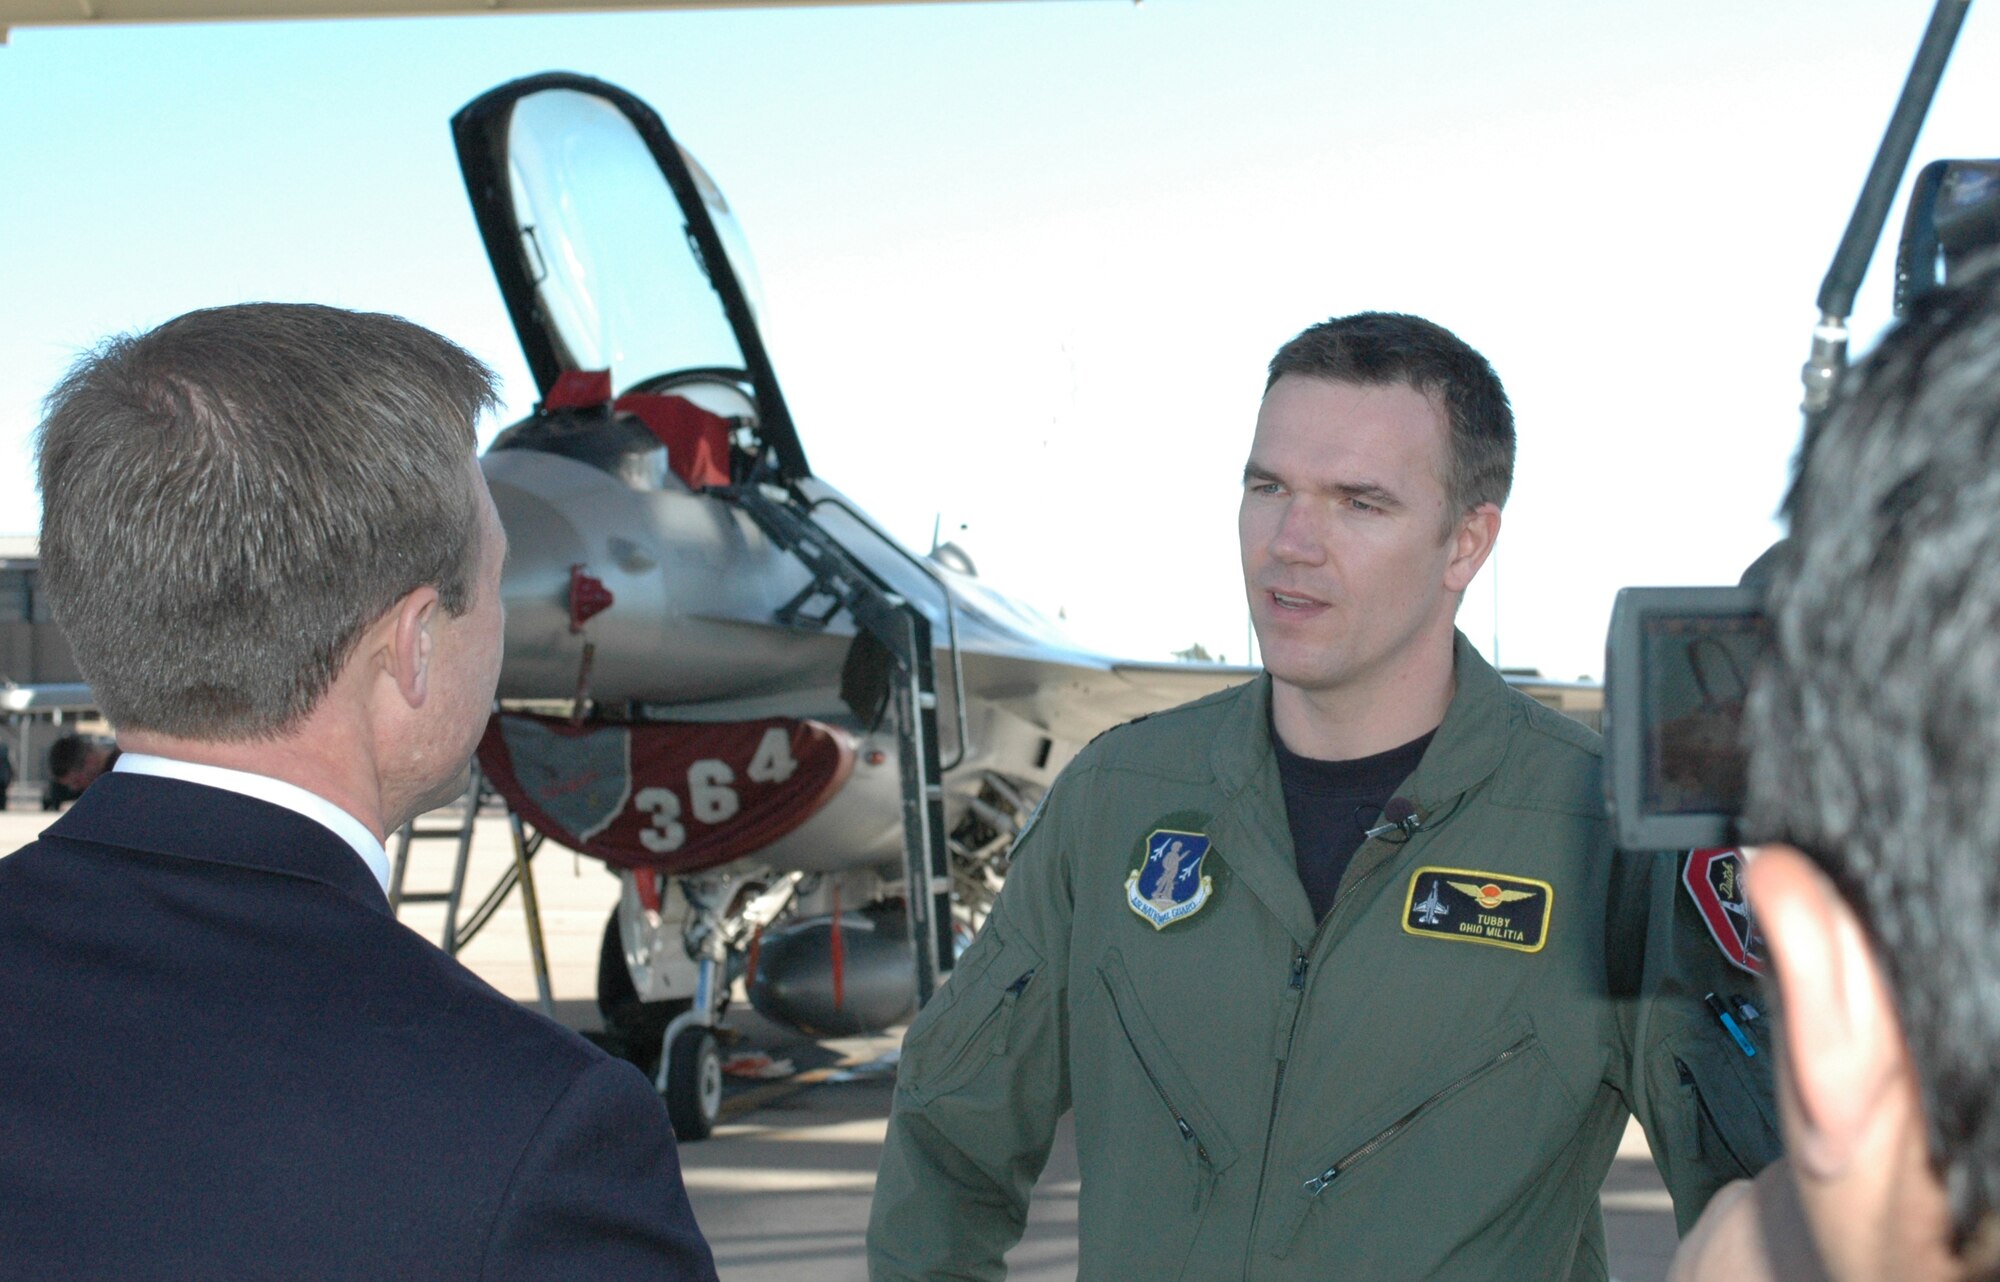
[868,312,1777,1280]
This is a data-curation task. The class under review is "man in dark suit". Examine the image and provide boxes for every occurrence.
[0,303,719,1281]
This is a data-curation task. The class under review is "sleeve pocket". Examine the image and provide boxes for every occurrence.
[1669,1037,1781,1178]
[898,923,1045,1105]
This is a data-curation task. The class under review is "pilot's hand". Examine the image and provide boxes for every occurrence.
[1668,1158,1831,1282]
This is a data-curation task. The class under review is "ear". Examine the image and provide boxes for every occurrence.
[1746,844,1907,1180]
[1443,502,1501,593]
[383,585,442,711]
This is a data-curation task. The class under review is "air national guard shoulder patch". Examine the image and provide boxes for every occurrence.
[1684,847,1765,976]
[1125,829,1214,930]
[1402,867,1554,954]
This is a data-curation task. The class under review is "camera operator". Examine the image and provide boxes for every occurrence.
[1672,251,2000,1282]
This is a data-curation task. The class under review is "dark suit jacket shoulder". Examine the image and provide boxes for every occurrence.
[0,773,716,1282]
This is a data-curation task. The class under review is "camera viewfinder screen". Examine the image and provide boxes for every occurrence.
[1641,612,1771,816]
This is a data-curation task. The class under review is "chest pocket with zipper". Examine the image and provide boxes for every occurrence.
[1265,1013,1582,1268]
[1074,949,1242,1281]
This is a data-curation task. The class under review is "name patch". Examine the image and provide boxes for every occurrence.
[1402,867,1554,953]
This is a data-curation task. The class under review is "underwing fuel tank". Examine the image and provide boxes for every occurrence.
[482,444,852,711]
[747,907,919,1037]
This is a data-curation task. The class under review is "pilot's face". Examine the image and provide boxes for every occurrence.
[1239,376,1468,703]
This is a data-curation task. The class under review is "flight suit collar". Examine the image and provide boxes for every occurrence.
[1204,677,1315,943]
[1203,632,1516,947]
[1401,631,1514,813]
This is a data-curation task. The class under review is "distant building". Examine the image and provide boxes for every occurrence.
[1502,667,1604,734]
[1,536,100,804]
[0,536,82,689]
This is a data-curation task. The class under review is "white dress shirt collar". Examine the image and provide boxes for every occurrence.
[113,752,391,897]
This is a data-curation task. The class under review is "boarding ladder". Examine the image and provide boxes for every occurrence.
[388,760,557,1017]
[725,482,964,1006]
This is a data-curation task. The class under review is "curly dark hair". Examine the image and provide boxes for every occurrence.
[1745,249,2000,1261]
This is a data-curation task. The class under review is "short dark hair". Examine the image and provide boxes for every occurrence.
[1744,251,2000,1257]
[1266,311,1515,519]
[36,303,498,741]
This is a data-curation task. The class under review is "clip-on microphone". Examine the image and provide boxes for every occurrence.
[1364,797,1423,841]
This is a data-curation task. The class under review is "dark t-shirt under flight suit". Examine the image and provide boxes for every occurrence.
[1275,728,1432,921]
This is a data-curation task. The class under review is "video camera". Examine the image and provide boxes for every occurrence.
[1604,155,2000,852]
[1604,586,1766,851]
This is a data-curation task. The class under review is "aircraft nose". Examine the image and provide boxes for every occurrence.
[478,445,849,708]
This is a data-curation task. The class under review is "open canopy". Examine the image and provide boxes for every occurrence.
[454,72,810,480]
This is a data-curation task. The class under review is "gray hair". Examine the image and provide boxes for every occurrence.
[1744,249,2000,1258]
[36,303,499,740]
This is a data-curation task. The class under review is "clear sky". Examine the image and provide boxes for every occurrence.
[3,0,1997,681]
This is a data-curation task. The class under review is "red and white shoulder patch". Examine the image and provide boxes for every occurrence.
[1683,847,1766,976]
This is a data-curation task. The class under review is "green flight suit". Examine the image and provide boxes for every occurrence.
[869,635,1778,1281]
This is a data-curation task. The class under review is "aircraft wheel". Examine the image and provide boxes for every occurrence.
[663,1027,723,1142]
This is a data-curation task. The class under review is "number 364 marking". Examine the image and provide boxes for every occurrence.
[633,727,799,854]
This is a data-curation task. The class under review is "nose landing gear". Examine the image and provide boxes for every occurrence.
[661,1025,724,1141]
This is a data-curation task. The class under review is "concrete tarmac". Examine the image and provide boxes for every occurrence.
[0,796,1684,1281]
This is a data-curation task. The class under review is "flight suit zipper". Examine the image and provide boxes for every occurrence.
[990,968,1036,1054]
[1301,1033,1538,1196]
[1243,840,1400,1273]
[1676,1055,1750,1175]
[1102,974,1216,1210]
[909,967,1035,1102]
[1264,952,1309,1130]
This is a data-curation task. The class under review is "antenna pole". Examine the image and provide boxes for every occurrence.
[1800,0,1972,424]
